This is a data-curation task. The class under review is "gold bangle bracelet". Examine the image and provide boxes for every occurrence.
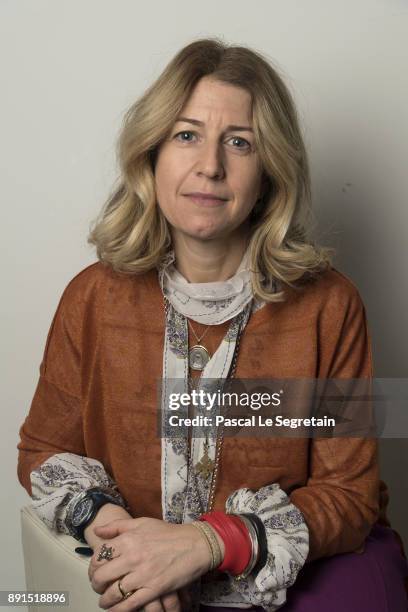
[191,521,223,570]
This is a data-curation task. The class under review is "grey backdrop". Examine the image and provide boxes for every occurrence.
[2,0,407,604]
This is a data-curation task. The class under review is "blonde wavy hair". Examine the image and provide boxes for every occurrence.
[88,38,334,302]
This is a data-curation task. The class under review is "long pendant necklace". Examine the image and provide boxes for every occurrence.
[188,375,215,480]
[206,325,243,512]
[189,320,245,511]
[187,321,214,478]
[163,295,247,515]
[188,320,211,371]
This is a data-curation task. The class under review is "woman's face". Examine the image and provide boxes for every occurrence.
[154,76,264,243]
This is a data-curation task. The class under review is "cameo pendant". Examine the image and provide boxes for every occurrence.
[189,345,211,371]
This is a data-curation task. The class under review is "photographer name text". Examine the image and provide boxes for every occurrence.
[167,414,336,429]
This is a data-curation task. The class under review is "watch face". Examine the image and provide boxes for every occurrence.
[72,497,94,527]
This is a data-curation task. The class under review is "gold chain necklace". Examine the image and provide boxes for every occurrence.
[188,376,215,481]
[205,323,243,512]
[187,319,211,372]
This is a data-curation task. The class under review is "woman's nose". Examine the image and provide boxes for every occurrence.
[195,142,225,180]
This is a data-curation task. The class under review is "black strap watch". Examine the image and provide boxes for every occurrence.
[65,487,126,543]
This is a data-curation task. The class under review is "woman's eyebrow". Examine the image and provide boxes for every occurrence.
[175,116,253,132]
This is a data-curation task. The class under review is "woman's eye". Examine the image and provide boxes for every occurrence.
[174,130,196,142]
[228,136,251,150]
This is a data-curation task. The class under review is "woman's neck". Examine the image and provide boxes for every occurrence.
[171,230,249,283]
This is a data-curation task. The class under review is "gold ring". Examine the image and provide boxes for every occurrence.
[117,579,137,601]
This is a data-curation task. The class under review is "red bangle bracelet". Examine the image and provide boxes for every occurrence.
[223,515,252,574]
[200,511,252,575]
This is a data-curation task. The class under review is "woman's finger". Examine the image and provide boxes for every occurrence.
[97,576,138,610]
[91,555,131,595]
[94,518,137,538]
[160,591,182,611]
[99,581,165,611]
[143,599,165,612]
[88,541,121,582]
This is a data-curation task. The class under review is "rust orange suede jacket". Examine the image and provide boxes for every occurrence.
[17,262,391,562]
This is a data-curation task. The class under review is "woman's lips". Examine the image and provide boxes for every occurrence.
[184,194,228,207]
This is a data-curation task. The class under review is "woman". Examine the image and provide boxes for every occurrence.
[17,38,408,611]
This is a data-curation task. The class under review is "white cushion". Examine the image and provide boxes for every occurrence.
[20,505,101,611]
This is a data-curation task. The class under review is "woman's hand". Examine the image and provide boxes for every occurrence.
[84,503,133,551]
[85,510,193,610]
[85,507,186,610]
[88,517,217,610]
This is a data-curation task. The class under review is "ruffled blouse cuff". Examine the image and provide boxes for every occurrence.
[29,452,126,534]
[200,483,309,611]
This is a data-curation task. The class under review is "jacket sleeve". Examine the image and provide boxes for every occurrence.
[289,281,380,562]
[17,278,86,496]
[17,270,125,531]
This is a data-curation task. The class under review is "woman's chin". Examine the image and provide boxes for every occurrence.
[176,224,228,242]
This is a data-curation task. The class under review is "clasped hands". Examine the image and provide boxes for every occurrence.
[87,516,214,611]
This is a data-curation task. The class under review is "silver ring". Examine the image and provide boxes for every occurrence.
[97,543,114,561]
